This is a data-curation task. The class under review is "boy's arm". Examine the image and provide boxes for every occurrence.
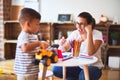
[21,41,49,53]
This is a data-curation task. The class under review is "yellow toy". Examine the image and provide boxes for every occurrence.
[0,69,3,74]
[35,48,58,66]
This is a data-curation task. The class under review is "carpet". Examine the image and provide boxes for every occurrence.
[0,59,16,80]
[0,59,60,80]
[0,59,15,74]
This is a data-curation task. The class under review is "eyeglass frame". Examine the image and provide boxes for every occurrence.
[74,21,87,26]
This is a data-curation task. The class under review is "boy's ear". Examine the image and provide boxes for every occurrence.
[26,21,31,27]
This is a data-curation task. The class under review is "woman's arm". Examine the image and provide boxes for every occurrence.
[85,25,102,56]
[58,37,71,52]
[87,39,102,56]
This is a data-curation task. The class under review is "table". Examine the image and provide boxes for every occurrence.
[51,56,98,80]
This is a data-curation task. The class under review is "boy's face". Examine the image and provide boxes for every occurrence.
[28,19,40,34]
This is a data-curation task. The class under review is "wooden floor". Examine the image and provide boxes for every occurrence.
[0,69,119,80]
[100,69,120,80]
[0,60,120,80]
[52,69,120,80]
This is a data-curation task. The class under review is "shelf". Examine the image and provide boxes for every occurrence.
[4,20,19,24]
[4,21,21,40]
[4,43,16,59]
[2,21,120,65]
[3,21,53,59]
[51,23,76,41]
[108,45,120,48]
[51,22,74,24]
[39,23,51,42]
[4,40,17,43]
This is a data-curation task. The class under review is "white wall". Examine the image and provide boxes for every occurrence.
[12,0,40,12]
[40,0,120,23]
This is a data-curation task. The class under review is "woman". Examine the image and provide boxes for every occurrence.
[52,12,104,80]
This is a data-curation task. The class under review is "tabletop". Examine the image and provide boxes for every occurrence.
[51,56,98,67]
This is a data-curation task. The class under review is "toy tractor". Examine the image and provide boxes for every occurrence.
[35,48,58,66]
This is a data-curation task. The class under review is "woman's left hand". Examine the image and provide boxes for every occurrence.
[85,24,92,33]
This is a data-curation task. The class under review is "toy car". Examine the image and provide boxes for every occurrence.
[35,48,58,66]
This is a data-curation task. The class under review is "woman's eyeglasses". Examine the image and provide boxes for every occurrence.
[74,22,86,26]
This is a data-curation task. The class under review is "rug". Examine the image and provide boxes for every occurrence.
[0,59,15,74]
[0,59,16,80]
[0,59,59,80]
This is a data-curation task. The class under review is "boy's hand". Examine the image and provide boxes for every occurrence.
[40,41,49,49]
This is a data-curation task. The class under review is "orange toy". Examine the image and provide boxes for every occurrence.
[35,49,58,66]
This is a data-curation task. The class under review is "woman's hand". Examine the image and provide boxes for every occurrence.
[58,37,70,52]
[59,37,66,46]
[85,24,92,33]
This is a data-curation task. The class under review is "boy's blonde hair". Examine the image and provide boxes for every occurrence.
[18,8,41,25]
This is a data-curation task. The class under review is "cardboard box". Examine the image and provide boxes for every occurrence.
[108,56,120,68]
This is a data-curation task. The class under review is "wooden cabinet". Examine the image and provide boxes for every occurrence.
[3,21,20,59]
[51,22,76,44]
[108,25,120,46]
[3,21,120,69]
[107,25,120,69]
[3,21,51,59]
[39,22,51,43]
[95,24,120,69]
[95,24,120,68]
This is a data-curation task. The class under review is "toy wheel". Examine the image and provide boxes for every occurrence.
[51,53,58,63]
[42,57,51,66]
[32,55,40,65]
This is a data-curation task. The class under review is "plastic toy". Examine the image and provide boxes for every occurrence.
[33,48,58,66]
[0,69,3,74]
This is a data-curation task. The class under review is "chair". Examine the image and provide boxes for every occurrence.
[101,43,108,68]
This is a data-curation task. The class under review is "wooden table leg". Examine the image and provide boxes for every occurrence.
[63,66,66,80]
[83,65,90,80]
[42,66,47,80]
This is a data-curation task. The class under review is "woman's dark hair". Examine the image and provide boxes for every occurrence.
[92,18,96,29]
[18,8,41,25]
[78,12,96,29]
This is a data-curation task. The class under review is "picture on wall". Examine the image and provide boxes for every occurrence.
[58,14,72,22]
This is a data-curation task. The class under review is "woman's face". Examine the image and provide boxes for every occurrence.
[75,17,87,34]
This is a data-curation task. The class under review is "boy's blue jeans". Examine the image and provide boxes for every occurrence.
[52,66,102,80]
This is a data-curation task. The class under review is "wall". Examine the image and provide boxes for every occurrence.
[40,0,120,23]
[12,0,40,12]
[0,0,11,59]
[0,0,3,59]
